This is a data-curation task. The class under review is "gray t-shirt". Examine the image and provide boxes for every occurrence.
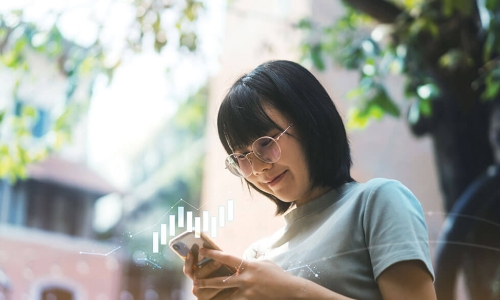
[243,178,435,300]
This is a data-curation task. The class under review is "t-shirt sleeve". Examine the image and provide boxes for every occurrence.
[242,243,258,260]
[362,179,435,281]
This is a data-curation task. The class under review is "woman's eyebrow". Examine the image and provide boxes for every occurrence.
[232,128,282,153]
[233,144,251,154]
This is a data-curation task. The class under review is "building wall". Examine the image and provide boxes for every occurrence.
[0,225,122,300]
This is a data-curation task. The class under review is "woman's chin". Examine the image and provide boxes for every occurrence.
[274,193,296,203]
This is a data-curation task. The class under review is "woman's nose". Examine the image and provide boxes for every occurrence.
[248,153,271,175]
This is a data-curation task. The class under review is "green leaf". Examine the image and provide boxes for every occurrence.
[0,110,5,124]
[0,156,12,178]
[409,18,439,38]
[483,29,499,62]
[456,0,473,16]
[1,51,20,68]
[374,89,400,117]
[179,31,197,51]
[15,164,28,180]
[439,49,473,70]
[443,0,454,17]
[296,18,312,29]
[366,102,384,119]
[482,74,500,100]
[347,107,370,129]
[21,105,37,119]
[14,34,28,53]
[0,145,8,156]
[486,0,499,11]
[346,86,364,100]
[310,44,325,71]
[419,98,432,116]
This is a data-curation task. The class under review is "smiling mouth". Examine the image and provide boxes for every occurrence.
[267,171,287,187]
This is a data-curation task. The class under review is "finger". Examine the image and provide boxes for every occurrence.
[200,248,243,269]
[194,274,241,289]
[183,252,195,279]
[194,259,221,279]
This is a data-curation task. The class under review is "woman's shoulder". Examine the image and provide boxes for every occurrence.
[360,177,406,189]
[361,178,421,209]
[352,178,413,196]
[346,178,421,210]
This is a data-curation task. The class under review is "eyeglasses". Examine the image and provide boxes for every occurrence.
[225,124,293,178]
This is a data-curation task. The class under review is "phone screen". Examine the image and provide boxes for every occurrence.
[169,232,216,268]
[170,231,236,277]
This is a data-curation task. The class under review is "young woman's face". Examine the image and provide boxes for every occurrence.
[235,108,331,206]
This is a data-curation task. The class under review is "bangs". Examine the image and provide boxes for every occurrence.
[217,83,283,153]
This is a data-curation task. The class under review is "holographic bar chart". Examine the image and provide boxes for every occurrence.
[153,232,159,253]
[152,199,234,253]
[203,211,209,232]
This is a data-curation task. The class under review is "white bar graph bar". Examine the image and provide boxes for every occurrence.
[218,206,225,227]
[178,207,185,227]
[161,224,167,245]
[187,211,193,231]
[194,217,201,238]
[169,215,176,236]
[228,200,234,221]
[202,211,209,232]
[153,232,159,253]
[211,217,218,238]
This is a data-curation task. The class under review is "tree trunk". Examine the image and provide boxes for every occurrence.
[428,72,494,212]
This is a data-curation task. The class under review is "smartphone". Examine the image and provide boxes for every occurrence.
[169,231,236,276]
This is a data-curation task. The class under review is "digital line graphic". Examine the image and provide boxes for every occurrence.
[79,246,121,256]
[138,258,161,269]
[285,265,319,278]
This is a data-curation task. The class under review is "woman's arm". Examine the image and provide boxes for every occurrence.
[377,260,436,300]
[195,249,436,300]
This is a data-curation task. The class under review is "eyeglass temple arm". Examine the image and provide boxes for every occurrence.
[275,123,293,141]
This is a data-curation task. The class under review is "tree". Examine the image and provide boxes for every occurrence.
[0,0,205,184]
[299,0,500,299]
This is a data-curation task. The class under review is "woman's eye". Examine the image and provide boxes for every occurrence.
[260,139,272,147]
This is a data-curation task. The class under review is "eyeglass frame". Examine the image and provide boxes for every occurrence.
[224,123,294,178]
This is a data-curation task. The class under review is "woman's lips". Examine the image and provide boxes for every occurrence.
[267,171,287,187]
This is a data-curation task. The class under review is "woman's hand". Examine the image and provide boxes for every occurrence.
[183,251,235,299]
[193,248,301,300]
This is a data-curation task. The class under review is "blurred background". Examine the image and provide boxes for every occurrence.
[1,0,499,299]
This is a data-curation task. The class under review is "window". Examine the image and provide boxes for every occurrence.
[42,287,74,300]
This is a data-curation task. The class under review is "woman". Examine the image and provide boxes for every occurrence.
[183,60,436,299]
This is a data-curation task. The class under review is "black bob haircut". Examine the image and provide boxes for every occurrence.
[217,60,354,215]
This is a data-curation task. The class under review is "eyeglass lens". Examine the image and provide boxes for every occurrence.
[225,137,281,177]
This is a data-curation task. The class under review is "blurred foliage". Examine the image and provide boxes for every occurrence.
[0,0,205,184]
[298,0,500,129]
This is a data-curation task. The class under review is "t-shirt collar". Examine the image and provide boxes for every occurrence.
[283,187,341,223]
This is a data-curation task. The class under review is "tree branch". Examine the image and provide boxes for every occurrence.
[342,0,404,24]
